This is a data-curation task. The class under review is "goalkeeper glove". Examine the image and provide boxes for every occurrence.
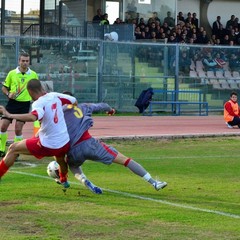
[107,108,116,116]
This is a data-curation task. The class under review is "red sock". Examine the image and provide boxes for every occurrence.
[124,158,131,167]
[0,160,9,177]
[59,172,68,183]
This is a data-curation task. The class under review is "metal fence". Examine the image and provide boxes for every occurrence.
[0,35,239,114]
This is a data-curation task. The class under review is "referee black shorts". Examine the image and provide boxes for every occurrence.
[2,99,31,123]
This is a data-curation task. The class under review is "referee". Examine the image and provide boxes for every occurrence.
[0,52,38,157]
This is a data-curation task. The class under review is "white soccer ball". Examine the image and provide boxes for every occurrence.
[47,161,60,178]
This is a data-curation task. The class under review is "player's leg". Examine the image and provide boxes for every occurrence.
[55,155,70,188]
[67,140,103,194]
[14,120,25,142]
[68,165,102,194]
[0,140,29,178]
[230,116,240,128]
[0,118,11,156]
[73,138,167,191]
[113,152,167,191]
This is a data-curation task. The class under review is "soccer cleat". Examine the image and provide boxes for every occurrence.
[55,178,70,189]
[0,151,5,158]
[61,181,70,189]
[84,179,103,194]
[153,181,167,191]
[226,122,233,129]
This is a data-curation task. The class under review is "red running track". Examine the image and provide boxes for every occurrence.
[3,115,240,142]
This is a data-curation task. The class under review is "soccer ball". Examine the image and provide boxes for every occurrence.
[47,161,60,178]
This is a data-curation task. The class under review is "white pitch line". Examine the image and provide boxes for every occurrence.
[10,170,240,219]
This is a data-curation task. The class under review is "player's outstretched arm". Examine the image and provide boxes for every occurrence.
[81,103,115,116]
[0,107,37,122]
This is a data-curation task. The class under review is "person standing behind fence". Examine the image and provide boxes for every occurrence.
[100,13,109,25]
[0,53,38,157]
[92,8,103,24]
[224,91,240,128]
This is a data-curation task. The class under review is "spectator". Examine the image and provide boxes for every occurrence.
[226,15,236,30]
[162,22,171,34]
[185,12,192,27]
[229,28,236,44]
[150,31,157,41]
[191,12,199,30]
[100,13,109,25]
[224,91,240,128]
[152,11,160,24]
[179,51,191,74]
[168,34,177,43]
[233,17,239,29]
[114,18,122,24]
[229,40,235,46]
[134,26,142,39]
[188,27,197,38]
[92,8,103,23]
[221,34,230,45]
[155,20,161,28]
[202,52,218,72]
[178,11,185,22]
[215,38,221,45]
[147,17,154,27]
[149,22,157,33]
[234,27,240,44]
[191,33,198,43]
[216,24,227,40]
[144,26,151,39]
[156,26,164,39]
[138,18,146,28]
[197,30,209,44]
[177,15,185,26]
[210,34,217,45]
[180,33,188,43]
[140,31,146,40]
[214,52,226,72]
[228,53,240,71]
[212,16,222,36]
[139,23,146,33]
[175,28,183,42]
[164,11,175,28]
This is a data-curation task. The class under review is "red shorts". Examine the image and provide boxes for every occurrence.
[26,137,70,159]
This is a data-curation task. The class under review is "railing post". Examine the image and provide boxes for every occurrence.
[15,37,20,65]
[97,41,103,102]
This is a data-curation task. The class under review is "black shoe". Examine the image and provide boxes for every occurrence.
[0,151,5,157]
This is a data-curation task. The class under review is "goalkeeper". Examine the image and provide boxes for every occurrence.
[62,92,167,192]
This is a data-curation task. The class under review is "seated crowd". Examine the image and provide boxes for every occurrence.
[132,12,240,76]
[133,12,240,46]
[92,10,240,76]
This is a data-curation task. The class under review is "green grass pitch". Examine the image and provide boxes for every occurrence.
[0,138,239,240]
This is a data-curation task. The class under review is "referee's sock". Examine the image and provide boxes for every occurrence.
[14,135,23,143]
[0,132,8,153]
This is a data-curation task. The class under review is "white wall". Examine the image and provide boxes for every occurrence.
[208,0,240,28]
[177,0,200,23]
[177,0,240,29]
